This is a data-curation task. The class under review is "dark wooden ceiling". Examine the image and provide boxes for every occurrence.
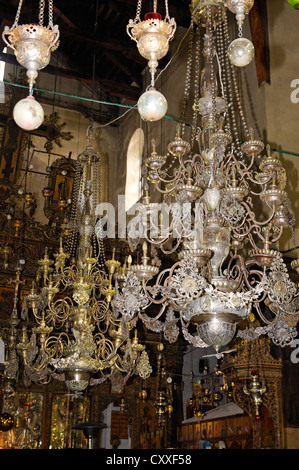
[0,0,269,114]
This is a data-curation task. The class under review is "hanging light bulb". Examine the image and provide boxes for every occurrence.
[137,86,168,122]
[13,95,44,130]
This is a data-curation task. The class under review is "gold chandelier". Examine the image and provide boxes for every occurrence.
[2,126,152,398]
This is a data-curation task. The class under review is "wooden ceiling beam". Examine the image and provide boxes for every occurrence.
[59,26,125,51]
[249,0,270,85]
[0,12,130,53]
[102,50,142,87]
[53,6,77,29]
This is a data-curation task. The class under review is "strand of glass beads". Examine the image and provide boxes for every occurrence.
[215,10,230,137]
[207,5,218,131]
[223,12,250,140]
[179,20,194,138]
[190,25,201,150]
[66,160,82,259]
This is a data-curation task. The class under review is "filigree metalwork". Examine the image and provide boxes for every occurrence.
[136,350,153,379]
[1,128,152,397]
[121,2,299,354]
[113,271,150,321]
[127,0,176,85]
[2,0,59,95]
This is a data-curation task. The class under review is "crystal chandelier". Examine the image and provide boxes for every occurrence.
[2,0,60,130]
[119,0,299,356]
[2,126,152,398]
[127,0,176,121]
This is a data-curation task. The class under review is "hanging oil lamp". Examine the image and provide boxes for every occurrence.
[243,371,266,420]
[2,0,59,130]
[127,0,176,121]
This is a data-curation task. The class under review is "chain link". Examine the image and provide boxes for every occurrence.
[135,0,171,22]
[48,0,54,28]
[11,0,54,29]
[165,0,170,21]
[11,0,24,29]
[190,25,201,149]
[207,5,217,131]
[179,20,194,136]
[135,0,143,22]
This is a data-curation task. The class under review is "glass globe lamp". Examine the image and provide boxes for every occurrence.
[64,369,91,397]
[137,88,168,122]
[13,95,44,130]
[228,37,255,67]
[183,293,250,352]
[196,314,238,352]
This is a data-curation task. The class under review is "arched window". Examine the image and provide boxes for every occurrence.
[0,47,7,103]
[125,128,144,212]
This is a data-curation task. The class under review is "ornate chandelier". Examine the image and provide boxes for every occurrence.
[2,0,60,130]
[2,0,298,406]
[118,0,299,356]
[2,126,152,398]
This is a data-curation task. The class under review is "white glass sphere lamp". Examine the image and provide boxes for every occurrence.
[137,87,168,122]
[13,94,44,131]
[228,36,255,67]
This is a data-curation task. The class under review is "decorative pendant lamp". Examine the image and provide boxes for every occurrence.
[0,125,152,398]
[127,0,176,121]
[2,0,60,130]
[226,0,255,67]
[243,371,266,420]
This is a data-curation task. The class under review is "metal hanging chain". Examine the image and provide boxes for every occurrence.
[11,0,24,29]
[135,0,143,22]
[189,23,201,149]
[165,0,171,22]
[179,19,194,136]
[11,0,54,29]
[134,0,171,22]
[48,0,54,28]
[207,5,217,130]
[39,0,45,26]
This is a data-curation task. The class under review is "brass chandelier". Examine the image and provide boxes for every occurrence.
[120,0,299,356]
[2,126,152,398]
